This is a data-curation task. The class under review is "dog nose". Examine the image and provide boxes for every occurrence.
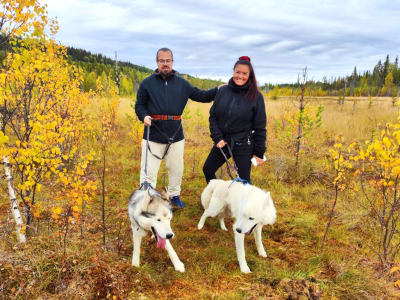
[236,228,242,233]
[166,233,173,239]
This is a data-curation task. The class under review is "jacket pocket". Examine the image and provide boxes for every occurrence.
[232,131,252,145]
[232,134,253,156]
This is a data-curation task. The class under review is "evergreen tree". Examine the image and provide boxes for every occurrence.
[394,56,399,86]
[383,55,390,86]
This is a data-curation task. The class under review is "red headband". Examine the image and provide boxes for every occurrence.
[238,56,251,62]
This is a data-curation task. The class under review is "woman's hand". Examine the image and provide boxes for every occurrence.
[216,140,227,148]
[253,155,265,165]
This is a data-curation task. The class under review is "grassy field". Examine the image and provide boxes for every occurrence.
[1,96,400,299]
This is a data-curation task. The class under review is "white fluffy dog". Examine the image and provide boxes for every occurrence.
[128,187,185,272]
[197,179,276,273]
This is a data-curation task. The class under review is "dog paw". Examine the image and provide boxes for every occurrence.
[132,259,140,267]
[240,265,251,273]
[174,262,185,273]
[220,225,228,231]
[259,251,267,257]
[197,223,204,230]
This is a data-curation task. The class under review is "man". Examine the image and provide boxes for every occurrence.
[135,47,217,208]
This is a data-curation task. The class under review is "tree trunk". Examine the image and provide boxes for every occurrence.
[295,109,303,166]
[3,156,26,243]
[102,149,106,247]
[295,81,306,167]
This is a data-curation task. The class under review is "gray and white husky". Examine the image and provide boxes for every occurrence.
[128,187,185,272]
[197,179,276,273]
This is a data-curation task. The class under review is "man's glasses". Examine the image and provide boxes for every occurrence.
[158,59,173,64]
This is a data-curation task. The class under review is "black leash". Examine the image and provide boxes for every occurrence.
[218,143,239,180]
[136,124,159,232]
[218,143,249,186]
[147,120,182,160]
[139,124,153,191]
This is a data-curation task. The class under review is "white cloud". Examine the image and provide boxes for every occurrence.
[45,0,400,84]
[262,40,299,52]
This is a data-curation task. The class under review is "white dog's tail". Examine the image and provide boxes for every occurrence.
[201,179,219,209]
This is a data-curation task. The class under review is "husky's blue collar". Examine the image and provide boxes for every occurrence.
[229,177,250,188]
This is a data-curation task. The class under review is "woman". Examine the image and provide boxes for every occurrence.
[202,56,266,184]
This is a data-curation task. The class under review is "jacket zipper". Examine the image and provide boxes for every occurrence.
[224,95,237,132]
[165,80,168,112]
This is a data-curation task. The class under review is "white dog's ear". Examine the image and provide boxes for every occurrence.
[263,191,272,208]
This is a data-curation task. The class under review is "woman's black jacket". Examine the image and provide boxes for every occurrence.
[209,78,266,158]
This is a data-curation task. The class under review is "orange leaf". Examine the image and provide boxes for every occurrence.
[390,266,400,274]
[395,280,400,288]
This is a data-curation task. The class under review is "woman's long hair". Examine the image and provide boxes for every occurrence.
[233,57,258,102]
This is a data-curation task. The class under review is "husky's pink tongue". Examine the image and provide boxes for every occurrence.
[156,233,166,249]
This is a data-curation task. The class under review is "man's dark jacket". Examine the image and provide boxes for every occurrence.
[209,78,267,158]
[135,70,217,143]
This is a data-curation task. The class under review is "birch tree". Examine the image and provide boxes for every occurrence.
[0,0,47,242]
[0,25,96,243]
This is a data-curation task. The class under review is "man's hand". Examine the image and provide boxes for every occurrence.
[216,140,226,148]
[144,115,152,126]
[217,83,227,89]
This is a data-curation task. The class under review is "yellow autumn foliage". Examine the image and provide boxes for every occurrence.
[0,0,47,39]
[333,114,400,265]
[0,28,97,223]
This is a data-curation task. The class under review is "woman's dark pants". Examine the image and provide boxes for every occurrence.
[202,142,253,184]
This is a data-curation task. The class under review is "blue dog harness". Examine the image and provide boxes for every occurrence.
[229,177,250,188]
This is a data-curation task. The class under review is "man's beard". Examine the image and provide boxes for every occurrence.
[160,67,172,77]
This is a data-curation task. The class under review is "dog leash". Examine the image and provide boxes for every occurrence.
[218,144,248,185]
[139,124,153,191]
[218,144,237,180]
[147,120,182,160]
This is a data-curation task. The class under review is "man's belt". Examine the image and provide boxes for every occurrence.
[150,114,181,120]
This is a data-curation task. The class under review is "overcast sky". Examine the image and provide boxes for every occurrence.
[46,0,400,84]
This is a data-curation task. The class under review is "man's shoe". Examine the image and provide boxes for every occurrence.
[171,196,185,208]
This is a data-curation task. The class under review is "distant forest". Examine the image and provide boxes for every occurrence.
[1,37,398,97]
[0,40,221,97]
[264,55,400,97]
[66,46,151,96]
[66,46,222,96]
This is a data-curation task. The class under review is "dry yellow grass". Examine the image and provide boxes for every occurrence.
[266,97,397,140]
[1,96,400,299]
[184,97,398,140]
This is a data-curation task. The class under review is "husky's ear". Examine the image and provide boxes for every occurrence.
[141,189,153,210]
[160,187,169,201]
[148,187,161,199]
